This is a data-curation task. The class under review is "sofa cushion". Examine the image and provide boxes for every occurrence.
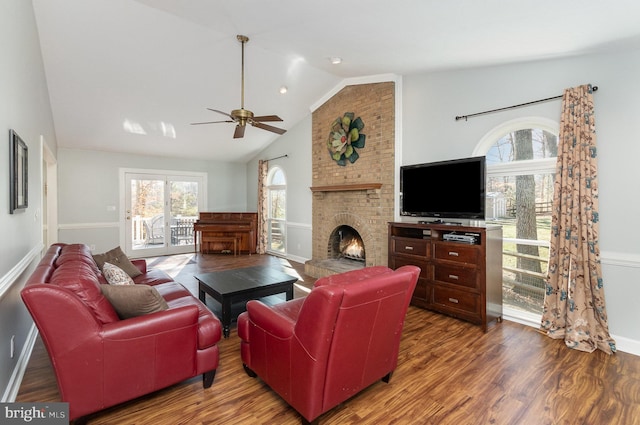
[92,246,142,278]
[50,260,119,324]
[55,243,101,275]
[102,262,135,285]
[100,284,169,319]
[132,269,175,286]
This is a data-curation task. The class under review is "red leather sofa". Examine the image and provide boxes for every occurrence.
[21,243,222,421]
[238,265,420,424]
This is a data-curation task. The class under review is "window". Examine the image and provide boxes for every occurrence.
[267,166,286,254]
[476,118,558,320]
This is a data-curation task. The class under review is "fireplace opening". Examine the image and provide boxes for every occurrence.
[329,225,365,262]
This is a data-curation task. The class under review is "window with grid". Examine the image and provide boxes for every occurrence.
[485,125,558,316]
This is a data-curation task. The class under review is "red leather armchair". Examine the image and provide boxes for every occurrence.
[237,265,420,424]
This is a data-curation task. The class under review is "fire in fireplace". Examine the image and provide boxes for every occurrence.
[330,225,365,262]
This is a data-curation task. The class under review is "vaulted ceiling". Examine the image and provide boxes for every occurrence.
[32,0,640,162]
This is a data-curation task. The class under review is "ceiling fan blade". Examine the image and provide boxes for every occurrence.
[252,121,287,135]
[191,120,234,125]
[207,108,235,120]
[252,115,283,122]
[233,124,246,138]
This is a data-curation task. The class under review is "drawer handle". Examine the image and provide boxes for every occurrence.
[448,274,459,280]
[405,246,414,250]
[448,251,459,257]
[448,297,459,303]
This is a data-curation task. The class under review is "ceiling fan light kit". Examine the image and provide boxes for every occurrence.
[191,35,287,139]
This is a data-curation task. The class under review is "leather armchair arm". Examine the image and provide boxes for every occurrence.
[246,300,295,339]
[101,305,199,340]
[131,259,147,275]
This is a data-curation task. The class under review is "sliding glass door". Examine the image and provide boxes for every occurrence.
[123,171,205,257]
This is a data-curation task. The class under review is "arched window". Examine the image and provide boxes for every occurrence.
[267,166,286,255]
[475,118,558,321]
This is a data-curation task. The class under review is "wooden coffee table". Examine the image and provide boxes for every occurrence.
[195,266,297,338]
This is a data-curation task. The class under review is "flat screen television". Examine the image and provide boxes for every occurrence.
[400,156,486,220]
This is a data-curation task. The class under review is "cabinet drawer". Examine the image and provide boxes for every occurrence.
[433,243,479,264]
[433,264,477,289]
[431,285,480,315]
[391,237,429,257]
[413,277,428,301]
[389,256,430,279]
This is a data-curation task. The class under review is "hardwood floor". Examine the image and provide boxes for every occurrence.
[16,253,640,424]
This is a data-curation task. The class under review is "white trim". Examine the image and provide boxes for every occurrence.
[487,158,556,176]
[286,221,311,230]
[0,244,43,300]
[394,75,403,222]
[503,237,550,248]
[286,253,309,264]
[503,310,640,356]
[310,73,400,112]
[611,334,640,357]
[1,325,38,402]
[503,306,542,329]
[118,167,209,177]
[601,251,640,268]
[58,222,119,230]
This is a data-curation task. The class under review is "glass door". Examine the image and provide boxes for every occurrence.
[167,177,200,252]
[124,171,204,257]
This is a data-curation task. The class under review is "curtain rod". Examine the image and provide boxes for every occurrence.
[264,154,288,161]
[455,85,598,121]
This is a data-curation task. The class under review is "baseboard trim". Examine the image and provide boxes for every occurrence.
[503,307,639,357]
[1,324,38,402]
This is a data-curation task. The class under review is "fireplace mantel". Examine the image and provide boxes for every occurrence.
[310,183,382,192]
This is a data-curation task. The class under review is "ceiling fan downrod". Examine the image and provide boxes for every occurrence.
[238,35,248,112]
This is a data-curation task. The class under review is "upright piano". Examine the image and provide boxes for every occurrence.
[193,212,258,254]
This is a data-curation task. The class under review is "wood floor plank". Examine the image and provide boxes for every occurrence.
[15,253,640,424]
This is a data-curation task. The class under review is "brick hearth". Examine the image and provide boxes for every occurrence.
[305,81,395,278]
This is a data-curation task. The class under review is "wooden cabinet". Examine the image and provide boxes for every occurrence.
[388,222,502,331]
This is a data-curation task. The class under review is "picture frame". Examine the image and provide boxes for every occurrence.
[9,129,28,213]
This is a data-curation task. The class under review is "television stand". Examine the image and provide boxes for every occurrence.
[388,221,502,331]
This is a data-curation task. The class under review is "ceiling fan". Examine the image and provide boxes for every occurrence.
[191,35,287,139]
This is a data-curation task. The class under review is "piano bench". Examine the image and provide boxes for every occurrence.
[202,237,238,256]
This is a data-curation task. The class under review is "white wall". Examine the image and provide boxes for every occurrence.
[0,0,57,401]
[247,47,640,353]
[57,148,248,254]
[401,48,640,352]
[246,115,313,263]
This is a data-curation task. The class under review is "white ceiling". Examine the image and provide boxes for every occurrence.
[32,0,640,163]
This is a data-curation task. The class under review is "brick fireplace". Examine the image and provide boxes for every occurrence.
[304,81,396,278]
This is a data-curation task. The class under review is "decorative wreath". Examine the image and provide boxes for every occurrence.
[326,112,365,166]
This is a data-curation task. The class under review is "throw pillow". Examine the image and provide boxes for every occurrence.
[102,262,135,285]
[100,284,169,319]
[92,246,142,278]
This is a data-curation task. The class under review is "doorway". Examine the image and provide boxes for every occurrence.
[122,170,206,257]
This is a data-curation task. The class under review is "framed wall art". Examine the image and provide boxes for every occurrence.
[9,129,28,213]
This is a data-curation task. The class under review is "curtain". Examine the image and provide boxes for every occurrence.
[541,84,616,354]
[256,160,268,254]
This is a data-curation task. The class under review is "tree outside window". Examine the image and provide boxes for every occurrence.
[486,127,557,315]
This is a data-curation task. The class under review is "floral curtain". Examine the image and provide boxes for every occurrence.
[256,160,268,254]
[541,84,616,354]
